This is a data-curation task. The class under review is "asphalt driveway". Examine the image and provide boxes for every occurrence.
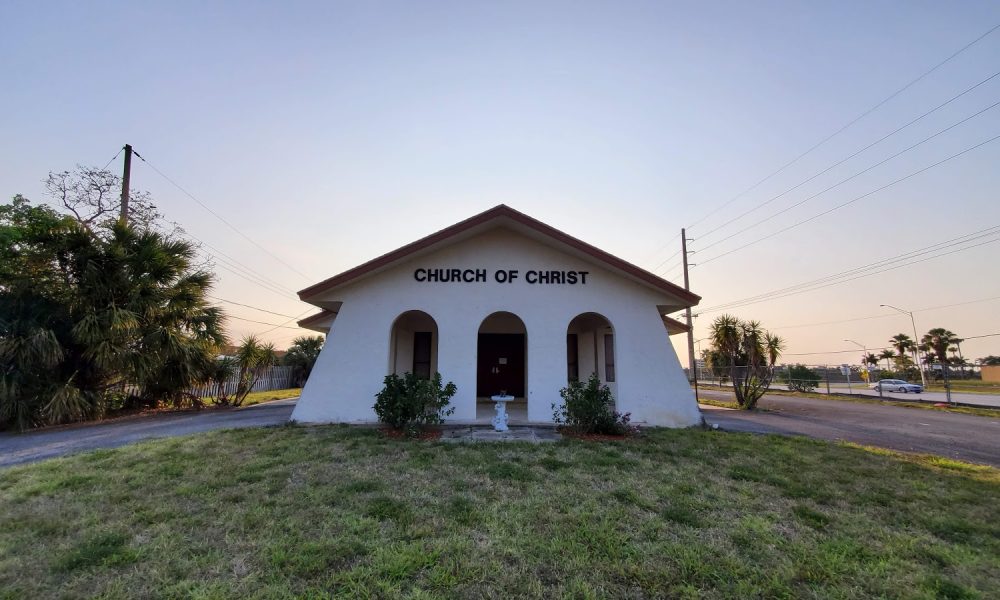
[0,399,296,468]
[700,390,1000,467]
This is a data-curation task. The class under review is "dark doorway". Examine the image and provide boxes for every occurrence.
[412,331,432,379]
[477,333,526,397]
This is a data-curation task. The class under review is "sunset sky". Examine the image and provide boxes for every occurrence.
[3,1,999,365]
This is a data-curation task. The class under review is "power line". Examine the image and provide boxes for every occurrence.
[201,250,297,299]
[786,332,1000,356]
[700,233,1000,314]
[696,70,1000,242]
[698,99,1000,255]
[698,131,1000,266]
[965,333,1000,340]
[208,295,300,319]
[101,146,124,171]
[133,150,315,281]
[642,232,681,266]
[785,347,890,357]
[650,248,682,273]
[225,314,303,330]
[186,229,298,295]
[150,216,300,303]
[657,257,684,277]
[252,308,317,336]
[771,295,1000,330]
[700,225,1000,312]
[686,22,1000,230]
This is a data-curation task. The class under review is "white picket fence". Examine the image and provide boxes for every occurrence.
[186,365,295,399]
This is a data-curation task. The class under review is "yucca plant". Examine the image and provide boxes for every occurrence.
[708,314,785,410]
[230,335,278,406]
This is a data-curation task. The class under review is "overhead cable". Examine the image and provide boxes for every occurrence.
[685,22,1000,230]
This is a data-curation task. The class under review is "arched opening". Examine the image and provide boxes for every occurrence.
[388,310,438,378]
[566,312,616,396]
[476,311,527,422]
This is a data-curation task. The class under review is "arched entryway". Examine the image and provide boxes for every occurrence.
[566,312,616,397]
[476,311,527,422]
[388,310,438,378]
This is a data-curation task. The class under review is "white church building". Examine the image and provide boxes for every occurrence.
[291,205,702,427]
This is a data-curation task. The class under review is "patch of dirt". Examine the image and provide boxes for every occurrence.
[380,427,443,441]
[557,428,637,442]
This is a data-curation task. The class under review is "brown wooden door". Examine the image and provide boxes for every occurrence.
[477,334,526,397]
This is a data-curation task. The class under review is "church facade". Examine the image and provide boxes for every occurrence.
[292,205,702,427]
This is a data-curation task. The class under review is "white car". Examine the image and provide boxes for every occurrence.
[871,379,923,394]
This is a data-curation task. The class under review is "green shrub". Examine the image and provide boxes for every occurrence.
[781,364,822,392]
[373,372,456,434]
[553,373,633,435]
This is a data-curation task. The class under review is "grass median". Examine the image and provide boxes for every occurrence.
[2,425,997,598]
[698,386,1000,417]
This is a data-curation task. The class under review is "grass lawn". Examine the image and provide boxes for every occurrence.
[926,382,1000,395]
[200,387,301,407]
[1,427,997,598]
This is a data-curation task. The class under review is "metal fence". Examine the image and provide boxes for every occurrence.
[688,364,899,395]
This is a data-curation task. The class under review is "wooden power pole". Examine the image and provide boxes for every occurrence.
[681,228,698,401]
[120,144,133,224]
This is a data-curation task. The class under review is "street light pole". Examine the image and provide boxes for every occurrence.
[880,304,927,387]
[844,339,868,367]
[845,339,874,394]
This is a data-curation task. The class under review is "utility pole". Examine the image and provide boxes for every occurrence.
[120,144,133,224]
[682,228,698,402]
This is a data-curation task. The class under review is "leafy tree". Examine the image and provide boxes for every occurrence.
[283,335,324,387]
[708,315,784,409]
[781,364,821,392]
[45,166,160,232]
[979,355,1000,366]
[0,195,224,429]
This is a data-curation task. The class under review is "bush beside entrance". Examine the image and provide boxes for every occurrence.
[373,372,456,435]
[553,373,632,435]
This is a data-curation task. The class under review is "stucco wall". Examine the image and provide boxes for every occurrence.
[291,227,701,427]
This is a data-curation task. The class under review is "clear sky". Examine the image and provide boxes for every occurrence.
[3,1,999,364]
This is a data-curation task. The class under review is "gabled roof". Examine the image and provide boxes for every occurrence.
[298,204,700,306]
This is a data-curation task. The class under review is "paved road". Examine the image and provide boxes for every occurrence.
[700,382,1000,408]
[700,390,1000,467]
[0,399,296,468]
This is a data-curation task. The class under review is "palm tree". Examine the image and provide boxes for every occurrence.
[283,335,325,387]
[863,353,880,380]
[878,349,895,371]
[922,328,961,392]
[889,334,914,371]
